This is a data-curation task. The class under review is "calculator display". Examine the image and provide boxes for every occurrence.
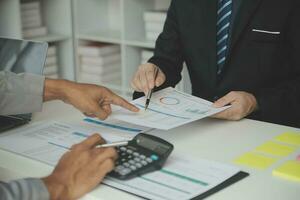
[136,136,170,154]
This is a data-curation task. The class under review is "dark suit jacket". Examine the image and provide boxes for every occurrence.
[134,0,300,128]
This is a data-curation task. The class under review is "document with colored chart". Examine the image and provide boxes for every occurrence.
[0,121,247,200]
[0,119,149,166]
[111,87,230,130]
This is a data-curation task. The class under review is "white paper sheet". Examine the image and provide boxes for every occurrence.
[103,154,241,200]
[111,87,230,130]
[0,119,149,165]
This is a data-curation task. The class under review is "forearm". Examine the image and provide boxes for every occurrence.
[0,70,75,115]
[43,79,71,102]
[0,178,49,200]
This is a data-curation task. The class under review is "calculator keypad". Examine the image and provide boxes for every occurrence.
[114,146,159,176]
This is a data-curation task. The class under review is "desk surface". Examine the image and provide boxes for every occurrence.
[0,101,299,200]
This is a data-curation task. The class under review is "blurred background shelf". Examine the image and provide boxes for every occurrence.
[77,30,122,44]
[0,0,191,98]
[124,39,155,49]
[30,34,70,43]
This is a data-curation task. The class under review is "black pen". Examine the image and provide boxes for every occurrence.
[145,67,159,111]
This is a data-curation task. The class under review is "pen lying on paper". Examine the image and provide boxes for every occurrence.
[145,67,159,110]
[96,141,129,148]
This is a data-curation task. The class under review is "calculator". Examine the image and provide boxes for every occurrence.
[108,133,174,180]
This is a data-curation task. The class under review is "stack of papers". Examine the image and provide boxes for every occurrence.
[43,45,59,79]
[78,43,121,85]
[143,10,167,41]
[111,87,230,130]
[21,1,48,38]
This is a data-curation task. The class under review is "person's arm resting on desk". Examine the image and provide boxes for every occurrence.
[0,134,117,200]
[0,71,137,199]
[0,71,138,118]
[43,78,138,119]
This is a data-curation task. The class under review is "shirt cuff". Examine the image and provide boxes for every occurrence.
[0,72,45,115]
[24,73,45,96]
[22,178,50,200]
[0,178,50,200]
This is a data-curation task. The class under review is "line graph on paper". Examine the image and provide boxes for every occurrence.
[151,90,212,116]
[159,97,181,105]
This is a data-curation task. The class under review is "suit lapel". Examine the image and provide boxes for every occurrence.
[227,0,263,57]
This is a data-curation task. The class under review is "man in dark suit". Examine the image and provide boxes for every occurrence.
[131,0,300,128]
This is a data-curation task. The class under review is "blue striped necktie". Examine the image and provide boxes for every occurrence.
[216,0,233,75]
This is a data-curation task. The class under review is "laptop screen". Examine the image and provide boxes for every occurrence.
[0,37,48,119]
[0,37,48,74]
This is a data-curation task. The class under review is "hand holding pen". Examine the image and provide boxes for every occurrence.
[131,63,166,98]
[145,67,159,110]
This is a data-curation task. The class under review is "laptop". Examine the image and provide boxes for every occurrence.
[0,37,48,132]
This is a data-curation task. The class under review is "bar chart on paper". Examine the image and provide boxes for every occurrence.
[112,87,230,130]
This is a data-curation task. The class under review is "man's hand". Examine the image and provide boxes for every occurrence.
[212,91,258,121]
[42,134,117,200]
[131,63,166,95]
[44,79,139,120]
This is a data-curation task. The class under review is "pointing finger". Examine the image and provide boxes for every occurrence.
[110,93,139,112]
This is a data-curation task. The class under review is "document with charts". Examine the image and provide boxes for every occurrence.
[0,119,149,165]
[111,87,230,130]
[0,121,247,200]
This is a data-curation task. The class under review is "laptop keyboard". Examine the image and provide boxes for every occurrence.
[0,116,28,133]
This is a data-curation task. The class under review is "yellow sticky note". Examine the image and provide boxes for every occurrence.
[234,152,278,170]
[273,160,300,182]
[255,141,296,157]
[275,132,300,146]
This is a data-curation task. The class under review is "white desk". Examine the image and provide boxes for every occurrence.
[0,101,299,200]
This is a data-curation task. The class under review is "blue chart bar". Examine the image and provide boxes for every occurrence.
[84,118,142,133]
[73,132,88,138]
[48,142,70,150]
[135,104,191,120]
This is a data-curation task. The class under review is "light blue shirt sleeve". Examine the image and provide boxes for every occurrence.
[0,178,49,200]
[0,71,45,115]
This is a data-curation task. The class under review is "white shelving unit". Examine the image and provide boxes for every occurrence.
[0,0,75,80]
[0,0,191,97]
